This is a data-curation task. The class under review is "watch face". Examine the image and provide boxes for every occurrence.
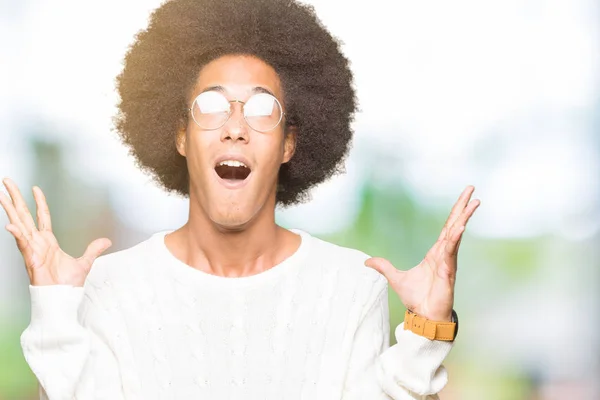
[451,309,459,338]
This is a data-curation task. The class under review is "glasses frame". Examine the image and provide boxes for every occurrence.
[188,91,286,133]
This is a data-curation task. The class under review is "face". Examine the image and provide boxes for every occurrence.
[176,55,296,230]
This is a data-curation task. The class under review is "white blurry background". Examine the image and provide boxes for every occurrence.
[1,0,599,399]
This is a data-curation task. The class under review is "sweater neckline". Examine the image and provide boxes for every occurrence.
[151,228,311,288]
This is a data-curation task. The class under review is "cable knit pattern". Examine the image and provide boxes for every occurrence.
[21,229,453,400]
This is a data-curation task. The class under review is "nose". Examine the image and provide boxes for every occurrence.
[220,101,248,143]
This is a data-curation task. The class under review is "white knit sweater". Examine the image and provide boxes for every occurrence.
[21,229,453,400]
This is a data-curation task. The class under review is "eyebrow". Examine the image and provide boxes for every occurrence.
[199,85,277,98]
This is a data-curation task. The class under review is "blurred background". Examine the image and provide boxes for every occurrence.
[1,0,598,399]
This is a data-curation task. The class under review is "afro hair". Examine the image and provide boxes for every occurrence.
[115,0,357,206]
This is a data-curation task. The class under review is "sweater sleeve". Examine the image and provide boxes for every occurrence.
[341,282,453,400]
[20,284,126,400]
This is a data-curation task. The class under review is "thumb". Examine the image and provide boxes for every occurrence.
[364,256,397,280]
[80,238,112,268]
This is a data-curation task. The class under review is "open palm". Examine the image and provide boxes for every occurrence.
[365,186,480,322]
[0,178,111,287]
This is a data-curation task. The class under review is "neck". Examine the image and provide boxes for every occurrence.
[168,191,297,278]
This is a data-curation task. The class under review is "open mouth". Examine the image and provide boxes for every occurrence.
[214,160,251,181]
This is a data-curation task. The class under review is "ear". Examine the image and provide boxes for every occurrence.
[176,125,187,157]
[282,126,297,164]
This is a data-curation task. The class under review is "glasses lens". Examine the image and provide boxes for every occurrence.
[192,91,230,129]
[243,93,282,132]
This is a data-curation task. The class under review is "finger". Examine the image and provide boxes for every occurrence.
[447,185,475,225]
[446,200,480,255]
[438,185,475,240]
[425,229,446,262]
[435,226,448,243]
[5,223,27,250]
[33,186,52,232]
[5,223,38,270]
[449,198,481,236]
[79,238,112,269]
[3,178,37,233]
[364,257,398,281]
[0,190,31,240]
[445,226,465,256]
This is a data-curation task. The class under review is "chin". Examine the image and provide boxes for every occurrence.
[208,201,259,232]
[192,162,276,231]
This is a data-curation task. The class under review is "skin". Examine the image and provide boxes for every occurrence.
[365,186,480,321]
[167,55,300,277]
[0,54,480,324]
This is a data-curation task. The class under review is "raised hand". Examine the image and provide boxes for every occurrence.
[0,178,112,287]
[365,185,480,322]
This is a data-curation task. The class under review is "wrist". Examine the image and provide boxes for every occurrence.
[28,285,84,327]
[404,309,459,341]
[410,307,453,322]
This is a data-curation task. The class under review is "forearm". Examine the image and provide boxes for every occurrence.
[21,285,124,400]
[342,282,453,399]
[21,285,91,399]
[375,324,452,398]
[343,363,442,400]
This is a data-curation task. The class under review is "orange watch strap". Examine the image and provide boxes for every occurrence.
[403,310,457,341]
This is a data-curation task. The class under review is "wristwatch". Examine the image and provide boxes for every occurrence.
[403,309,459,341]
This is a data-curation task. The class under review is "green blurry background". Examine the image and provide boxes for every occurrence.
[1,0,598,399]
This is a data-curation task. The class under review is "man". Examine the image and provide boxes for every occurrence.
[0,0,479,398]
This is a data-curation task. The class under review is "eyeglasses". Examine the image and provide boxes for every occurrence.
[188,91,285,132]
